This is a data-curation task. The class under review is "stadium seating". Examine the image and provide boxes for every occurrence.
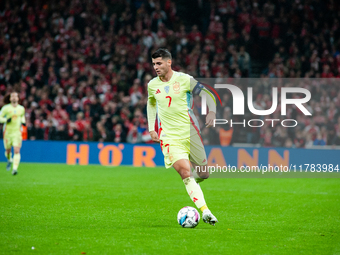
[0,0,339,147]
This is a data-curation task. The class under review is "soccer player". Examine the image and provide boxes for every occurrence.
[0,92,26,175]
[147,48,218,225]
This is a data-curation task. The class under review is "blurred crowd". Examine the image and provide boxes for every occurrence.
[0,0,339,147]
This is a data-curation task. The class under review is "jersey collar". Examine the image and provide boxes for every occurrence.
[158,71,176,83]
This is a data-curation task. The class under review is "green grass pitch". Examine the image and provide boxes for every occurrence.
[0,163,339,255]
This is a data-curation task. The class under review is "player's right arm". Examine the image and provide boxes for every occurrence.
[0,105,8,123]
[147,84,159,142]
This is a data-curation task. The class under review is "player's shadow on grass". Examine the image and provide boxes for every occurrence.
[147,224,217,229]
[149,224,179,228]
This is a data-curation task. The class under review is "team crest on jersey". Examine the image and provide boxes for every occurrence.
[164,85,170,94]
[173,81,180,94]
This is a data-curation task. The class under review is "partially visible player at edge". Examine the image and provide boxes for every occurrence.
[0,92,26,175]
[147,48,218,225]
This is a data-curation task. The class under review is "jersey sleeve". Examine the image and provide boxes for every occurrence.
[191,80,204,95]
[147,83,157,132]
[189,78,216,113]
[0,106,7,123]
[21,107,26,125]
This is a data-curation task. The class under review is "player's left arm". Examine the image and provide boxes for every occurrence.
[21,107,26,126]
[190,78,216,127]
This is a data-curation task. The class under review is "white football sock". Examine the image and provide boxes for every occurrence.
[13,153,21,171]
[183,177,207,209]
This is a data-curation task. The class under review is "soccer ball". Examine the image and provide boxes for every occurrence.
[177,206,200,228]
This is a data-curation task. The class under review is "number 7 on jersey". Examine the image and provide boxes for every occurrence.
[166,96,172,107]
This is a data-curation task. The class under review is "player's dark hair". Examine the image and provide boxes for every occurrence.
[3,92,18,105]
[151,48,172,60]
[3,94,10,104]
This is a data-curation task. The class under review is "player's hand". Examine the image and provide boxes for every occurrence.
[150,131,160,143]
[205,111,216,128]
[6,118,11,123]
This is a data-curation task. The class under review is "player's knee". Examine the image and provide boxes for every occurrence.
[14,148,20,154]
[194,165,210,179]
[173,160,191,179]
[178,167,190,180]
[198,169,210,179]
[180,170,191,180]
